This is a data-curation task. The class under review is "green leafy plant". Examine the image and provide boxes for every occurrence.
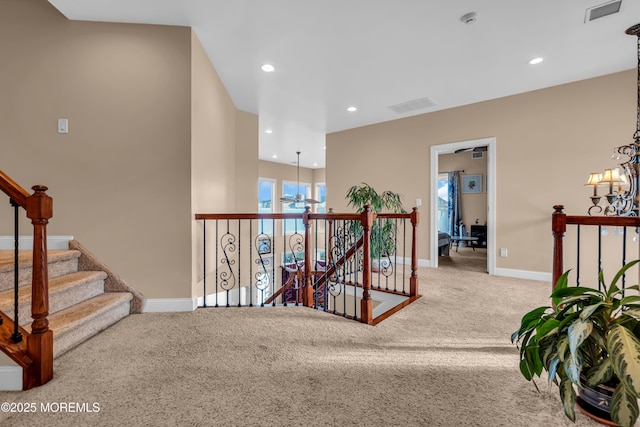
[511,260,640,427]
[345,183,405,259]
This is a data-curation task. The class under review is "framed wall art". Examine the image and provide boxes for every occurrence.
[462,174,482,194]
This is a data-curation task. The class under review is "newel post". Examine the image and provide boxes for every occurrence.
[25,185,53,386]
[552,205,566,294]
[302,206,313,307]
[410,207,420,297]
[360,205,374,324]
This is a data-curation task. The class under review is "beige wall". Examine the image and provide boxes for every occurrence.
[326,70,636,274]
[0,0,257,301]
[439,151,488,229]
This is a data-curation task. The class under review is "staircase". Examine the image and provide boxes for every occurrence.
[0,248,133,389]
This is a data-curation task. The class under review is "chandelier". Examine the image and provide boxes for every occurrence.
[586,23,640,216]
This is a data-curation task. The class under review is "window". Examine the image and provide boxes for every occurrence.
[315,183,326,213]
[258,178,275,234]
[282,181,310,233]
[437,173,449,233]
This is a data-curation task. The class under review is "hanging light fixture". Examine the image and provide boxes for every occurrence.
[279,151,320,205]
[587,23,640,216]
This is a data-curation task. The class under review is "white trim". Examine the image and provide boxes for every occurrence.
[430,137,496,275]
[143,298,197,313]
[494,268,551,282]
[396,257,431,268]
[0,354,21,391]
[0,235,73,250]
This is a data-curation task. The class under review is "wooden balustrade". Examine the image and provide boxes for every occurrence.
[0,170,53,389]
[195,205,419,325]
[551,205,640,294]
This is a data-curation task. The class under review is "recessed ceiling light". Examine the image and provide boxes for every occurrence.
[313,163,318,167]
[261,64,275,72]
[272,154,277,158]
[347,106,357,112]
[265,129,273,134]
[529,57,543,65]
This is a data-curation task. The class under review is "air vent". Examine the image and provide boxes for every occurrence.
[387,96,437,114]
[471,151,484,159]
[585,0,622,23]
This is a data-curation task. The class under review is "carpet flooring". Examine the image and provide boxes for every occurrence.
[0,249,611,426]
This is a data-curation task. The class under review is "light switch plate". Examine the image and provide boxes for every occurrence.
[57,119,68,134]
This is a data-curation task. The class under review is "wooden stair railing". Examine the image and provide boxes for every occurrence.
[0,170,53,389]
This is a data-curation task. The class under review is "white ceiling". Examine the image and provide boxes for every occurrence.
[48,0,640,168]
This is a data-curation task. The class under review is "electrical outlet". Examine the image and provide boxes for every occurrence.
[500,248,508,257]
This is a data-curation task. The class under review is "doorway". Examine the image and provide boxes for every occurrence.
[429,137,496,274]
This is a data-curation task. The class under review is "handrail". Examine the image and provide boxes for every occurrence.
[0,170,29,207]
[0,169,53,389]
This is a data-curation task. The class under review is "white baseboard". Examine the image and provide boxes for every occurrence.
[395,257,431,268]
[0,235,73,250]
[494,268,551,282]
[143,298,197,313]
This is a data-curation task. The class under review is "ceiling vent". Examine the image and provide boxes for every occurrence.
[585,0,622,23]
[387,96,437,114]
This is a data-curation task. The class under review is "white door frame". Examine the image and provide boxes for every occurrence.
[429,137,496,274]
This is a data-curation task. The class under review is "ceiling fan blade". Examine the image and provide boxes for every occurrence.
[280,197,297,203]
[304,198,320,204]
[474,146,488,152]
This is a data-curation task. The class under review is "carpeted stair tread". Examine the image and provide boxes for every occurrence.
[0,271,107,326]
[47,292,133,358]
[0,250,80,272]
[0,250,81,291]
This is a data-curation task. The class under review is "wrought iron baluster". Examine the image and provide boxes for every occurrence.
[622,226,628,294]
[203,220,207,308]
[215,220,219,307]
[11,200,22,343]
[598,225,603,291]
[576,225,580,287]
[249,220,253,307]
[238,220,242,307]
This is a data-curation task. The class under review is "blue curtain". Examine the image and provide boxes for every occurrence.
[447,172,461,236]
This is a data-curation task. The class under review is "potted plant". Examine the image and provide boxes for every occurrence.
[512,260,640,427]
[345,183,406,271]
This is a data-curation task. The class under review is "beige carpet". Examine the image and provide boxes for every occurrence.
[0,250,608,426]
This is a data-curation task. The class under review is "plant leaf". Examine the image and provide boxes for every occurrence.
[553,270,571,307]
[608,324,640,397]
[548,357,560,382]
[559,377,576,422]
[620,296,640,306]
[536,319,560,340]
[557,335,569,363]
[552,286,601,299]
[579,301,606,320]
[586,359,613,387]
[609,260,640,298]
[564,352,582,385]
[623,308,640,321]
[568,318,592,361]
[611,384,640,427]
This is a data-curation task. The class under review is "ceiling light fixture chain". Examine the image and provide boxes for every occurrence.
[279,151,320,206]
[586,23,640,216]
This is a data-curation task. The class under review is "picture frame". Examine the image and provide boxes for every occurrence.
[257,237,272,255]
[462,174,482,194]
